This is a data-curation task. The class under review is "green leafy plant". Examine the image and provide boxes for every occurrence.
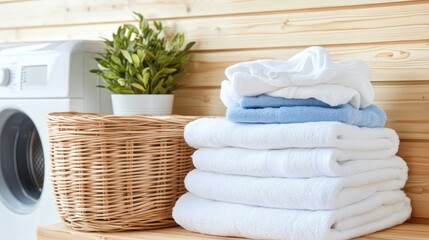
[90,12,195,94]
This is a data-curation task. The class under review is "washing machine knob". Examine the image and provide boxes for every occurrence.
[0,68,10,86]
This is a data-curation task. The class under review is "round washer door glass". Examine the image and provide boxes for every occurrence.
[0,110,44,214]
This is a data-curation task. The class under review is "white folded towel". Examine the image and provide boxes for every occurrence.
[184,118,399,151]
[173,191,411,240]
[193,148,405,178]
[221,46,374,109]
[221,82,364,109]
[185,168,407,210]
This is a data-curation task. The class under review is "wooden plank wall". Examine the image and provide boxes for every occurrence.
[1,0,429,221]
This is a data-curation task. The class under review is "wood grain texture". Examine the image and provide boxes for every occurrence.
[399,141,429,219]
[1,2,428,50]
[179,42,429,88]
[172,2,429,50]
[379,102,429,140]
[173,88,225,116]
[37,223,429,240]
[0,0,418,29]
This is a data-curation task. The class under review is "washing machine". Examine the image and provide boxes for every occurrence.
[0,40,111,240]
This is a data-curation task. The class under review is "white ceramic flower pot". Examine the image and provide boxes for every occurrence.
[111,94,174,115]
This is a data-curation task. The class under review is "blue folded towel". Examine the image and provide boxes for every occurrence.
[239,95,334,108]
[226,104,387,128]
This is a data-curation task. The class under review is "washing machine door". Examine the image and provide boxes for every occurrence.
[0,109,44,214]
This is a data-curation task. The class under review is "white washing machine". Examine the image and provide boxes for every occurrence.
[0,40,111,240]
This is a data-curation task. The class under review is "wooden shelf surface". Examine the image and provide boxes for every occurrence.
[37,223,429,240]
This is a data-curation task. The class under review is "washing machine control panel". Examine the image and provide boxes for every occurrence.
[0,64,48,90]
[0,51,73,98]
[20,65,48,87]
[0,41,107,100]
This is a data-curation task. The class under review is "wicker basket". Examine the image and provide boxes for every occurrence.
[47,112,196,232]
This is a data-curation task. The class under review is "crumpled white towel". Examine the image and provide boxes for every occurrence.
[184,118,399,151]
[173,191,411,240]
[221,46,374,109]
[193,148,405,178]
[185,168,407,210]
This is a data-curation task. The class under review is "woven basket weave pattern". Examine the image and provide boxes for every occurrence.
[47,112,196,232]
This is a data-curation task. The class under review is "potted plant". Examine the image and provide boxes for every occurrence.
[91,12,195,115]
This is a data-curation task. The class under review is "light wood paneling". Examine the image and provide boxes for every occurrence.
[0,0,418,29]
[179,42,429,88]
[0,2,428,50]
[173,88,225,116]
[380,102,429,140]
[37,223,429,240]
[399,141,429,219]
[172,2,429,50]
[373,82,429,101]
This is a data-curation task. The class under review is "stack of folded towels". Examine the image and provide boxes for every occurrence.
[173,46,411,240]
